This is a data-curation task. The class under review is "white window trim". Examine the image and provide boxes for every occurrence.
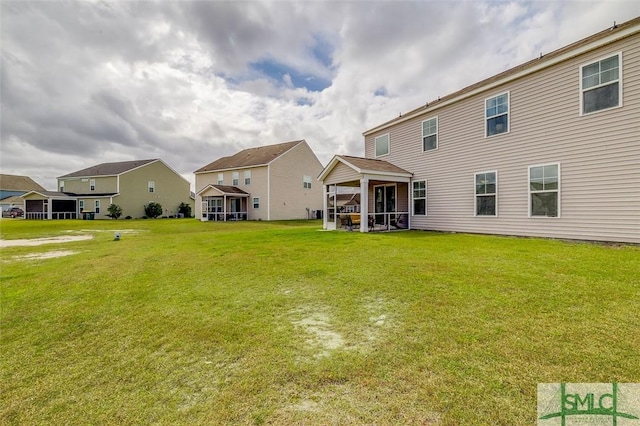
[90,179,96,192]
[303,175,312,189]
[79,200,84,211]
[528,163,561,218]
[375,133,390,158]
[421,116,438,152]
[579,51,623,116]
[95,200,100,214]
[484,91,510,138]
[59,181,64,192]
[232,172,239,186]
[253,197,260,209]
[244,170,251,185]
[412,180,427,216]
[473,170,498,217]
[148,181,155,193]
[217,173,224,185]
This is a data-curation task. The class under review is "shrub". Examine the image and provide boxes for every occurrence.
[144,202,163,219]
[125,216,132,220]
[107,204,123,219]
[178,202,192,218]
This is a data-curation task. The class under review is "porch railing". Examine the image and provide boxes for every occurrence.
[25,212,46,220]
[25,211,78,220]
[205,211,248,221]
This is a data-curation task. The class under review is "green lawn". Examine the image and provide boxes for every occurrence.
[1,219,638,425]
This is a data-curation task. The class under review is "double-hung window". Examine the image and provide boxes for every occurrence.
[485,92,509,137]
[303,175,312,189]
[474,171,497,216]
[244,171,251,185]
[253,197,260,209]
[95,200,100,214]
[59,181,64,192]
[217,173,224,185]
[581,53,621,114]
[232,172,239,186]
[90,179,96,191]
[413,180,426,215]
[422,117,438,151]
[529,164,560,217]
[375,134,390,157]
[148,181,155,193]
[79,200,84,211]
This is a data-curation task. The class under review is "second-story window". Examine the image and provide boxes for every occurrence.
[375,134,390,157]
[217,173,224,185]
[59,181,64,192]
[303,175,312,189]
[232,172,239,186]
[581,53,621,114]
[486,92,509,137]
[148,181,155,193]
[422,117,438,151]
[244,170,251,185]
[90,179,96,191]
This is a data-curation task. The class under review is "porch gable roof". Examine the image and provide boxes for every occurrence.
[196,184,250,197]
[318,155,412,182]
[21,190,77,200]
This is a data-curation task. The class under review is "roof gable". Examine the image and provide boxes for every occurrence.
[195,140,304,173]
[196,184,250,197]
[59,159,158,178]
[318,155,412,181]
[0,174,47,192]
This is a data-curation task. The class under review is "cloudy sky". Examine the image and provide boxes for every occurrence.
[1,1,638,190]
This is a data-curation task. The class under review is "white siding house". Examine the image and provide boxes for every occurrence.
[320,17,640,243]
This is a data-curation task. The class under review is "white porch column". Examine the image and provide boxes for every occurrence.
[360,178,368,233]
[322,185,328,229]
[47,199,52,220]
[223,195,227,221]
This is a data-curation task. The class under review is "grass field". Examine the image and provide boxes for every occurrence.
[1,218,638,425]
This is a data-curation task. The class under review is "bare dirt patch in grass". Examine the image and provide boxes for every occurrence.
[12,250,79,261]
[292,311,345,358]
[0,235,93,247]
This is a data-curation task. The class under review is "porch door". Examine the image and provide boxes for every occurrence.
[229,198,240,220]
[326,186,336,230]
[374,185,396,226]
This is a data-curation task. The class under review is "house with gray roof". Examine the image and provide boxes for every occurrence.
[22,159,192,219]
[0,174,47,212]
[320,17,640,242]
[194,140,323,221]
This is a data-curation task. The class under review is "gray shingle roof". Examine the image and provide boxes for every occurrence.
[338,155,412,175]
[59,159,157,178]
[0,174,47,192]
[195,140,303,173]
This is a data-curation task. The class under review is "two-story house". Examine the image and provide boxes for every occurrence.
[320,17,640,243]
[22,159,193,219]
[194,140,323,221]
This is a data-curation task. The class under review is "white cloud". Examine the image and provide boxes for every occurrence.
[1,1,637,191]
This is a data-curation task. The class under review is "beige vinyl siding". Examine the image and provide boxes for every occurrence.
[269,142,324,220]
[323,162,362,185]
[61,176,117,194]
[365,34,640,243]
[117,161,191,218]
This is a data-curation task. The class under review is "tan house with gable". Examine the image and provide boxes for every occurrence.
[22,159,193,219]
[320,17,640,243]
[195,140,323,221]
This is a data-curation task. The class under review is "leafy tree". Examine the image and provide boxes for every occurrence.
[178,202,192,218]
[107,203,123,219]
[144,202,163,219]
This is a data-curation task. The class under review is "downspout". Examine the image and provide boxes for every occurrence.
[267,164,271,221]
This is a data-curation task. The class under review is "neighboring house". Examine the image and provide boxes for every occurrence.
[194,140,323,221]
[0,174,47,211]
[22,159,193,219]
[320,17,640,243]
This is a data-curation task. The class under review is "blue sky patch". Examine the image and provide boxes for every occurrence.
[250,60,332,92]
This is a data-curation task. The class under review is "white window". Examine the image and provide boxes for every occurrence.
[217,173,224,185]
[474,171,497,216]
[59,181,64,192]
[244,170,251,185]
[529,164,560,217]
[485,92,509,137]
[90,179,96,191]
[422,117,438,151]
[375,134,390,157]
[581,53,621,114]
[95,200,100,214]
[79,200,84,211]
[232,172,239,186]
[413,180,426,215]
[148,181,155,193]
[303,175,312,189]
[253,197,260,209]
